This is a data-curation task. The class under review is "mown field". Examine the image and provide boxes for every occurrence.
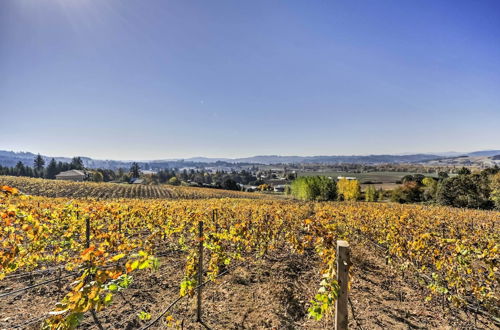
[0,179,498,329]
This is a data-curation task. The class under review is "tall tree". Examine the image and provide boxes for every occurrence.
[337,178,361,201]
[70,157,84,170]
[15,161,25,176]
[130,162,141,178]
[46,158,58,179]
[33,154,45,175]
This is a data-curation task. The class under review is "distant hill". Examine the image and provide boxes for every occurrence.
[0,149,498,169]
[0,150,127,169]
[422,151,500,167]
[464,150,500,157]
[216,154,442,164]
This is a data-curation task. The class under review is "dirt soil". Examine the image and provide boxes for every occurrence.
[0,241,497,330]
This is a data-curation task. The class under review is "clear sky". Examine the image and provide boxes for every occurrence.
[1,0,499,160]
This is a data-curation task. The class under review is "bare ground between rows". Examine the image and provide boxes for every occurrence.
[0,241,496,330]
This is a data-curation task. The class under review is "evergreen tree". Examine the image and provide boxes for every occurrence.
[25,167,34,177]
[33,154,45,177]
[70,157,84,170]
[130,162,141,178]
[33,154,45,171]
[46,158,58,179]
[15,161,25,176]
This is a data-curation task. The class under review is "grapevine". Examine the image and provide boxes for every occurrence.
[1,183,498,328]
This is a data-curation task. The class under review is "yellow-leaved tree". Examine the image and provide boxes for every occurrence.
[337,178,361,201]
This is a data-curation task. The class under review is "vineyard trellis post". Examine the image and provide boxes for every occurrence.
[83,210,104,330]
[85,215,90,249]
[335,240,350,330]
[214,209,219,233]
[57,267,62,296]
[196,220,204,323]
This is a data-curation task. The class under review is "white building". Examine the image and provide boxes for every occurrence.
[337,176,357,180]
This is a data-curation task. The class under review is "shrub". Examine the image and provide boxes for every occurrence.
[391,182,423,203]
[168,177,181,186]
[365,185,377,202]
[91,171,103,183]
[222,178,239,191]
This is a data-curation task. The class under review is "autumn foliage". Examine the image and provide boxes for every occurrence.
[0,184,498,328]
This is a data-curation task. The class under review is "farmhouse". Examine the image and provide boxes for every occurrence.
[55,170,86,181]
[337,176,357,180]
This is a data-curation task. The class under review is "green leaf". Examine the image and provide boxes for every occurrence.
[137,311,151,321]
[104,293,113,305]
[107,283,118,292]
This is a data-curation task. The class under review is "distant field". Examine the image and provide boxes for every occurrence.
[0,176,263,199]
[297,171,436,186]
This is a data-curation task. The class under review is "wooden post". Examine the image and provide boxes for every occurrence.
[335,240,350,330]
[57,267,62,296]
[196,221,204,322]
[86,216,90,249]
[214,209,219,233]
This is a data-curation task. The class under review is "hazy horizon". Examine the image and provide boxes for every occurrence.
[1,1,499,159]
[1,147,499,162]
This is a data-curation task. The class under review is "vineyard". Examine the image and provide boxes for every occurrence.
[0,176,262,200]
[0,184,499,329]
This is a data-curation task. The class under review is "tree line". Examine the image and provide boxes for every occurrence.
[0,155,85,179]
[288,166,500,210]
[0,156,262,191]
[146,167,261,191]
[391,166,500,209]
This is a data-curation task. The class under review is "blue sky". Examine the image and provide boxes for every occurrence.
[1,0,499,160]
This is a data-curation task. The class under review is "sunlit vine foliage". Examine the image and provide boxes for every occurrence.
[1,184,498,328]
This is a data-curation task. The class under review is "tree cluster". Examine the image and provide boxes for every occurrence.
[289,176,337,201]
[337,178,361,201]
[391,166,500,209]
[149,168,259,190]
[0,155,85,179]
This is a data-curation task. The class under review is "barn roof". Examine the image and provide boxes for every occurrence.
[56,170,86,177]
